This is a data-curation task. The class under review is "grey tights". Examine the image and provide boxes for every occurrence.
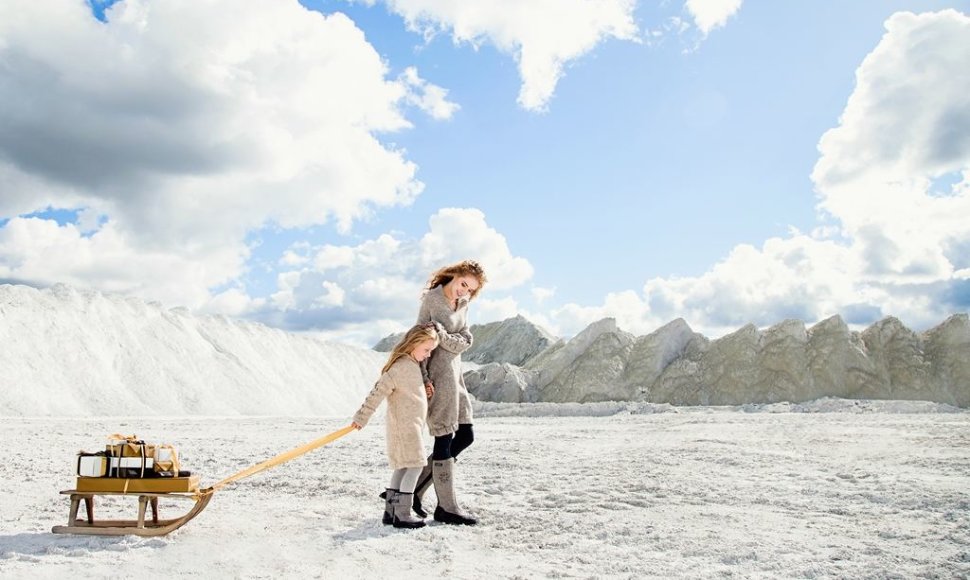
[389,467,422,493]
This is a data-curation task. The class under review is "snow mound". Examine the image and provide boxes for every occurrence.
[0,284,384,416]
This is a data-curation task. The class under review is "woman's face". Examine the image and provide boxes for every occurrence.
[446,275,481,301]
[410,338,437,362]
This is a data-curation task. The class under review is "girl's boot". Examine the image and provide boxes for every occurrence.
[382,488,397,525]
[392,492,426,529]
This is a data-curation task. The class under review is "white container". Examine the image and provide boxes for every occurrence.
[109,456,154,470]
[77,455,107,477]
[154,447,176,464]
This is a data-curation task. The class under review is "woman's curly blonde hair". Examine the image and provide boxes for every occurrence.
[425,260,487,300]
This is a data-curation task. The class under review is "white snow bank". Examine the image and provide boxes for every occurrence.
[1,413,967,579]
[0,284,384,416]
[474,397,966,417]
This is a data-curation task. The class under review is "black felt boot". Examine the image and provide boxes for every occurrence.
[382,488,397,526]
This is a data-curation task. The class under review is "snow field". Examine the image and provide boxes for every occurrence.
[0,410,968,579]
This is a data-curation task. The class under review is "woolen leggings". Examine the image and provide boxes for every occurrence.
[432,423,474,461]
[389,467,423,493]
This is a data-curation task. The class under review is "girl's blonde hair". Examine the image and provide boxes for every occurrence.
[425,260,487,300]
[382,323,439,374]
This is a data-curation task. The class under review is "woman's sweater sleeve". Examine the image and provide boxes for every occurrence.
[416,296,433,384]
[434,322,473,354]
[352,372,396,427]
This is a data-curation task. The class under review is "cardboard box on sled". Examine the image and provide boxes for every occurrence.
[75,474,200,494]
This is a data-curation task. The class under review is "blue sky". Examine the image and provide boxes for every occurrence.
[1,0,968,347]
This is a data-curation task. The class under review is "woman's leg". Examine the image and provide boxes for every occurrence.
[428,427,477,525]
[432,433,453,460]
[450,424,474,458]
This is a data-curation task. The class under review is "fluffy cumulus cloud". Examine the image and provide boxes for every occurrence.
[0,0,455,306]
[254,208,533,344]
[363,0,639,111]
[684,0,743,36]
[547,10,970,339]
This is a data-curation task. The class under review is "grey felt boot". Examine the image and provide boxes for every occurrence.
[411,457,433,518]
[432,458,477,526]
[391,492,426,529]
[382,488,397,525]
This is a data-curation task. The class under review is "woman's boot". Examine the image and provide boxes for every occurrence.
[432,458,477,525]
[391,492,426,529]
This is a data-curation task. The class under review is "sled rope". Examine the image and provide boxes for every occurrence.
[201,424,355,495]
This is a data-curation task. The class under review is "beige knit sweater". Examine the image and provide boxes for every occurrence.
[417,285,474,436]
[352,356,428,470]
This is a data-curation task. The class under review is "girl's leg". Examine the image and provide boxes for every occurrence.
[383,468,407,525]
[397,467,423,494]
[388,468,407,490]
[391,467,427,528]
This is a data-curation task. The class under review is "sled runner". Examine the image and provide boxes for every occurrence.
[51,486,212,537]
[52,425,355,537]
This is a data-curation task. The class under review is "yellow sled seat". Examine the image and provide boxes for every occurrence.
[76,475,200,494]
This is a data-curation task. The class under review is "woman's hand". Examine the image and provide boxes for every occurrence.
[351,421,363,430]
[425,381,435,399]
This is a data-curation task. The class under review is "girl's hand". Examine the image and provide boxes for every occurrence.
[425,382,435,399]
[351,421,363,430]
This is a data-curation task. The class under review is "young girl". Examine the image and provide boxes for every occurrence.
[352,323,438,529]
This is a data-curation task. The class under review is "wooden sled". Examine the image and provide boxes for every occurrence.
[52,425,354,537]
[51,489,212,537]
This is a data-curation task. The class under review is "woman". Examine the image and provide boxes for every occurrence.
[413,260,486,525]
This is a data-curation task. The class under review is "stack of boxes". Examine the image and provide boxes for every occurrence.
[75,435,199,493]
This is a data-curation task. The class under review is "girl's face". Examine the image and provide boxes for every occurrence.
[410,338,437,362]
[446,275,481,301]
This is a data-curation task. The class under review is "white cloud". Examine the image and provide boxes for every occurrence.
[812,10,970,284]
[0,0,444,307]
[475,297,521,324]
[531,286,556,304]
[548,10,970,338]
[368,0,639,111]
[419,208,533,289]
[685,0,743,36]
[399,67,460,120]
[552,290,656,337]
[313,281,347,308]
[0,217,232,307]
[259,208,533,343]
[202,287,264,318]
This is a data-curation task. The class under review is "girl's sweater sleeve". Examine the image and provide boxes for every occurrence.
[352,372,396,427]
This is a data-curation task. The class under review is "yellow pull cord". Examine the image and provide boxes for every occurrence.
[200,425,356,496]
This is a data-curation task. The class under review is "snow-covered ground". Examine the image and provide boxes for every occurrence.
[2,403,968,579]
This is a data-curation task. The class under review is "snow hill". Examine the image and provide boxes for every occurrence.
[461,314,970,408]
[0,284,384,416]
[374,314,558,366]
